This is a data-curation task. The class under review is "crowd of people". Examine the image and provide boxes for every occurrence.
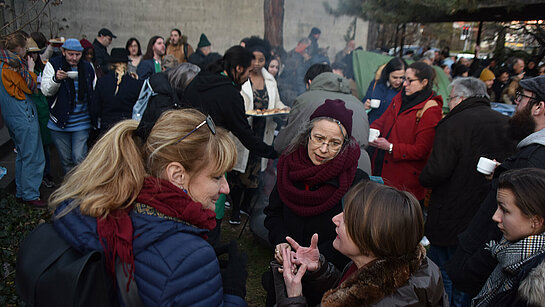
[2,25,545,307]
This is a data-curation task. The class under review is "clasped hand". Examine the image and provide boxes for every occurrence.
[369,137,391,151]
[275,234,320,297]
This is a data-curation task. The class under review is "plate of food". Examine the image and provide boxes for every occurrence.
[246,107,291,117]
[49,37,65,44]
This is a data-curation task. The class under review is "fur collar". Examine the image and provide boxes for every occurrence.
[321,244,426,307]
[518,260,545,306]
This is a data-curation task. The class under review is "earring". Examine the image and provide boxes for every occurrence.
[176,184,188,194]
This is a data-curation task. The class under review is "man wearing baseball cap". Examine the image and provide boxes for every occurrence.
[93,28,116,75]
[41,38,96,174]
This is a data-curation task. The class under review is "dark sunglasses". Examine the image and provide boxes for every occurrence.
[174,115,216,144]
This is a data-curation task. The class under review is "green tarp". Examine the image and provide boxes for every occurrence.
[352,50,451,113]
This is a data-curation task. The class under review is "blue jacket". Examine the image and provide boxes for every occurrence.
[136,59,156,80]
[41,56,95,129]
[362,80,400,124]
[53,202,246,307]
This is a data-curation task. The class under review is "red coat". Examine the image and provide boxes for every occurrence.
[370,91,443,200]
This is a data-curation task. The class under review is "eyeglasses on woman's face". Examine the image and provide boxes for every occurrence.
[309,134,343,152]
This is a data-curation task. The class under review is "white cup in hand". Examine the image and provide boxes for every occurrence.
[370,99,380,108]
[477,157,497,175]
[369,128,380,143]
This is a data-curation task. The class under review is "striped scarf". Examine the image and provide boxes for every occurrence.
[0,49,37,91]
[472,232,545,306]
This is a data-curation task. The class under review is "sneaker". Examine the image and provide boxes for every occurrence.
[224,201,231,208]
[42,177,55,188]
[25,199,47,207]
[228,218,241,225]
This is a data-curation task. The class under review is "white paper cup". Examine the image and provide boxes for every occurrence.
[370,99,381,108]
[369,128,380,143]
[477,157,497,175]
[66,71,78,79]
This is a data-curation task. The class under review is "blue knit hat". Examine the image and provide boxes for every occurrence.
[62,38,83,52]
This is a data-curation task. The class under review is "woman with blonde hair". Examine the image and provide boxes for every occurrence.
[49,109,247,306]
[274,181,448,306]
[91,48,143,134]
[0,32,45,206]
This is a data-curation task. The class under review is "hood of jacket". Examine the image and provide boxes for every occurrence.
[190,70,234,92]
[52,201,207,255]
[518,258,545,306]
[518,127,545,149]
[308,72,351,95]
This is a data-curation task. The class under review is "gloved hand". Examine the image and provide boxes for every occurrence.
[221,240,248,299]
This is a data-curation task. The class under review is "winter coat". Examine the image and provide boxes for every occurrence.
[446,128,545,297]
[420,97,515,247]
[188,50,222,70]
[272,246,448,307]
[264,169,367,271]
[41,56,96,129]
[277,50,307,106]
[184,70,277,159]
[370,91,443,200]
[91,70,143,132]
[362,80,401,124]
[166,43,194,63]
[274,72,371,174]
[136,59,158,80]
[53,201,246,307]
[92,39,109,74]
[234,68,286,173]
[135,71,183,141]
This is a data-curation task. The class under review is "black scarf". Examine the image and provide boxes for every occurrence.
[398,87,433,115]
[60,56,88,110]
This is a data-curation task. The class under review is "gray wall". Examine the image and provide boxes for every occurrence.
[37,0,368,60]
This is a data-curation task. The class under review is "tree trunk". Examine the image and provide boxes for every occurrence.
[264,0,284,50]
[366,20,379,51]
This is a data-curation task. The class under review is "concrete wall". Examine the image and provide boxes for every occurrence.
[35,0,368,60]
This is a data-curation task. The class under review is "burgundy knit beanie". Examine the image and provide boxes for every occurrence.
[310,99,353,138]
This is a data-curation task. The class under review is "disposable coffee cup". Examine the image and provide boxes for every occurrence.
[370,99,381,108]
[477,157,496,175]
[66,71,78,79]
[369,128,380,142]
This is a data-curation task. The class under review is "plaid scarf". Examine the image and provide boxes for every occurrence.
[472,232,545,306]
[0,49,37,91]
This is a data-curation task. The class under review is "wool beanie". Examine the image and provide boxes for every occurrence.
[310,99,353,138]
[480,68,495,82]
[520,75,545,102]
[198,33,211,49]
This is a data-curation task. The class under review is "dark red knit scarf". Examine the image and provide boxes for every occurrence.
[276,141,360,217]
[96,176,216,290]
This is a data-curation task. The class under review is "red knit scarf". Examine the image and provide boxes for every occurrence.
[276,141,360,217]
[96,176,216,290]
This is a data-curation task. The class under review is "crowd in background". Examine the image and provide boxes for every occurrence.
[2,24,545,307]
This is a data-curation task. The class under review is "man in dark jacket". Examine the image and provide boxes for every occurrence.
[188,33,221,70]
[277,38,311,106]
[184,45,277,160]
[420,77,516,306]
[92,28,116,75]
[446,75,545,297]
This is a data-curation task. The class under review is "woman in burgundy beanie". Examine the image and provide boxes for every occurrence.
[264,98,368,306]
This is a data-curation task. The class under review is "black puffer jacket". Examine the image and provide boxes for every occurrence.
[446,128,545,296]
[420,97,515,247]
[184,71,277,159]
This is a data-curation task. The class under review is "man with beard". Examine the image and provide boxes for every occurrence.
[184,45,277,160]
[166,28,193,63]
[446,75,545,298]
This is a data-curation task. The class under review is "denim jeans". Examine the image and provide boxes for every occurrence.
[0,91,44,200]
[428,245,471,307]
[50,129,89,174]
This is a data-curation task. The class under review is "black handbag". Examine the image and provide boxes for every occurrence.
[15,223,144,307]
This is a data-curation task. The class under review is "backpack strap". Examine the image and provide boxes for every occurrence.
[416,99,439,124]
[183,43,189,61]
[116,259,145,307]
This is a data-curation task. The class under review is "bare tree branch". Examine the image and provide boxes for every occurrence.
[1,0,50,36]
